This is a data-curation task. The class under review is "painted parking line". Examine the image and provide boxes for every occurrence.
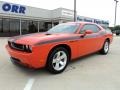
[24,78,35,90]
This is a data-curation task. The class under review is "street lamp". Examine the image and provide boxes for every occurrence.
[74,0,77,22]
[114,0,119,26]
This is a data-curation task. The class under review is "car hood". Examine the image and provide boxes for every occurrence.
[8,32,78,45]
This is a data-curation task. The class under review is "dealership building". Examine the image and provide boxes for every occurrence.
[0,1,109,37]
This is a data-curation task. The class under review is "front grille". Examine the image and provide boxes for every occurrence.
[8,41,24,51]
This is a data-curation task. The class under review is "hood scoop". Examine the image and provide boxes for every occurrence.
[45,33,52,35]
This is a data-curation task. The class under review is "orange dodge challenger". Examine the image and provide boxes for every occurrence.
[6,22,113,74]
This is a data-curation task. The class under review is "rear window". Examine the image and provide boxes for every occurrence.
[102,26,112,33]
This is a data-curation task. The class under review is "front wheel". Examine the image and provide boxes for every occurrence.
[99,40,110,55]
[46,47,69,74]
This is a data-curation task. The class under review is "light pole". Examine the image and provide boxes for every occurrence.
[74,0,77,22]
[114,0,119,26]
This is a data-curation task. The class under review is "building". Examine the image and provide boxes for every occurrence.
[0,1,109,37]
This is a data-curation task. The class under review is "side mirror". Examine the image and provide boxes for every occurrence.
[81,30,93,37]
[85,30,93,34]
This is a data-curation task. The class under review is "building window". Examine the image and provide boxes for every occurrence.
[0,18,10,37]
[54,22,59,26]
[39,21,45,32]
[10,19,20,36]
[0,18,2,33]
[21,20,29,34]
[0,18,59,37]
[0,18,20,37]
[29,21,38,33]
[2,18,10,33]
[21,20,38,35]
[44,22,52,30]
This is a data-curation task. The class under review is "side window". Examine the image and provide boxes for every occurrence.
[80,24,100,33]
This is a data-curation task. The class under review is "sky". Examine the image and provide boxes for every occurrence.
[0,0,120,26]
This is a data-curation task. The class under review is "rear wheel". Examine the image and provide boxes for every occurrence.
[99,40,109,55]
[46,47,69,74]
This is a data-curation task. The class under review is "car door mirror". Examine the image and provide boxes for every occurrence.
[85,30,93,34]
[81,30,93,37]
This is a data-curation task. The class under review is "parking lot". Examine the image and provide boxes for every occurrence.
[0,36,120,90]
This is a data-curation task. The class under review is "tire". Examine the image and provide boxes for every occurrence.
[116,33,119,36]
[99,40,110,55]
[46,47,69,74]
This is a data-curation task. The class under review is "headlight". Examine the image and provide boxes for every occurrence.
[24,45,32,53]
[28,45,32,51]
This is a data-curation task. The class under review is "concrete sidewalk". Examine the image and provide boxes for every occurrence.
[0,36,120,90]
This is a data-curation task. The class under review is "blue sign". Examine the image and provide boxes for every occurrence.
[94,19,102,24]
[2,3,26,14]
[84,18,92,22]
[77,17,83,21]
[77,16,109,25]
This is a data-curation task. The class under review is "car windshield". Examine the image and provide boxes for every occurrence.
[47,23,79,34]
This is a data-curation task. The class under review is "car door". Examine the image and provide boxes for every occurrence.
[78,24,102,57]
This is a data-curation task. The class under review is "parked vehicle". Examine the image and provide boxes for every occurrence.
[115,30,120,35]
[6,22,113,74]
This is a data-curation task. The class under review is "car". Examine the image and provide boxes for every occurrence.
[115,30,120,36]
[6,22,113,74]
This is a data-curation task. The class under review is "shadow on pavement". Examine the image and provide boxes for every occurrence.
[9,52,100,77]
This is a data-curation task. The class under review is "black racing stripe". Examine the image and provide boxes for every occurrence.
[35,33,104,46]
[8,32,46,42]
[35,36,80,45]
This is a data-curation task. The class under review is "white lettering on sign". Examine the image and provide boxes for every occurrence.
[62,10,74,17]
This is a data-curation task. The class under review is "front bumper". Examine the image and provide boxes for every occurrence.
[10,57,30,68]
[6,45,45,69]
